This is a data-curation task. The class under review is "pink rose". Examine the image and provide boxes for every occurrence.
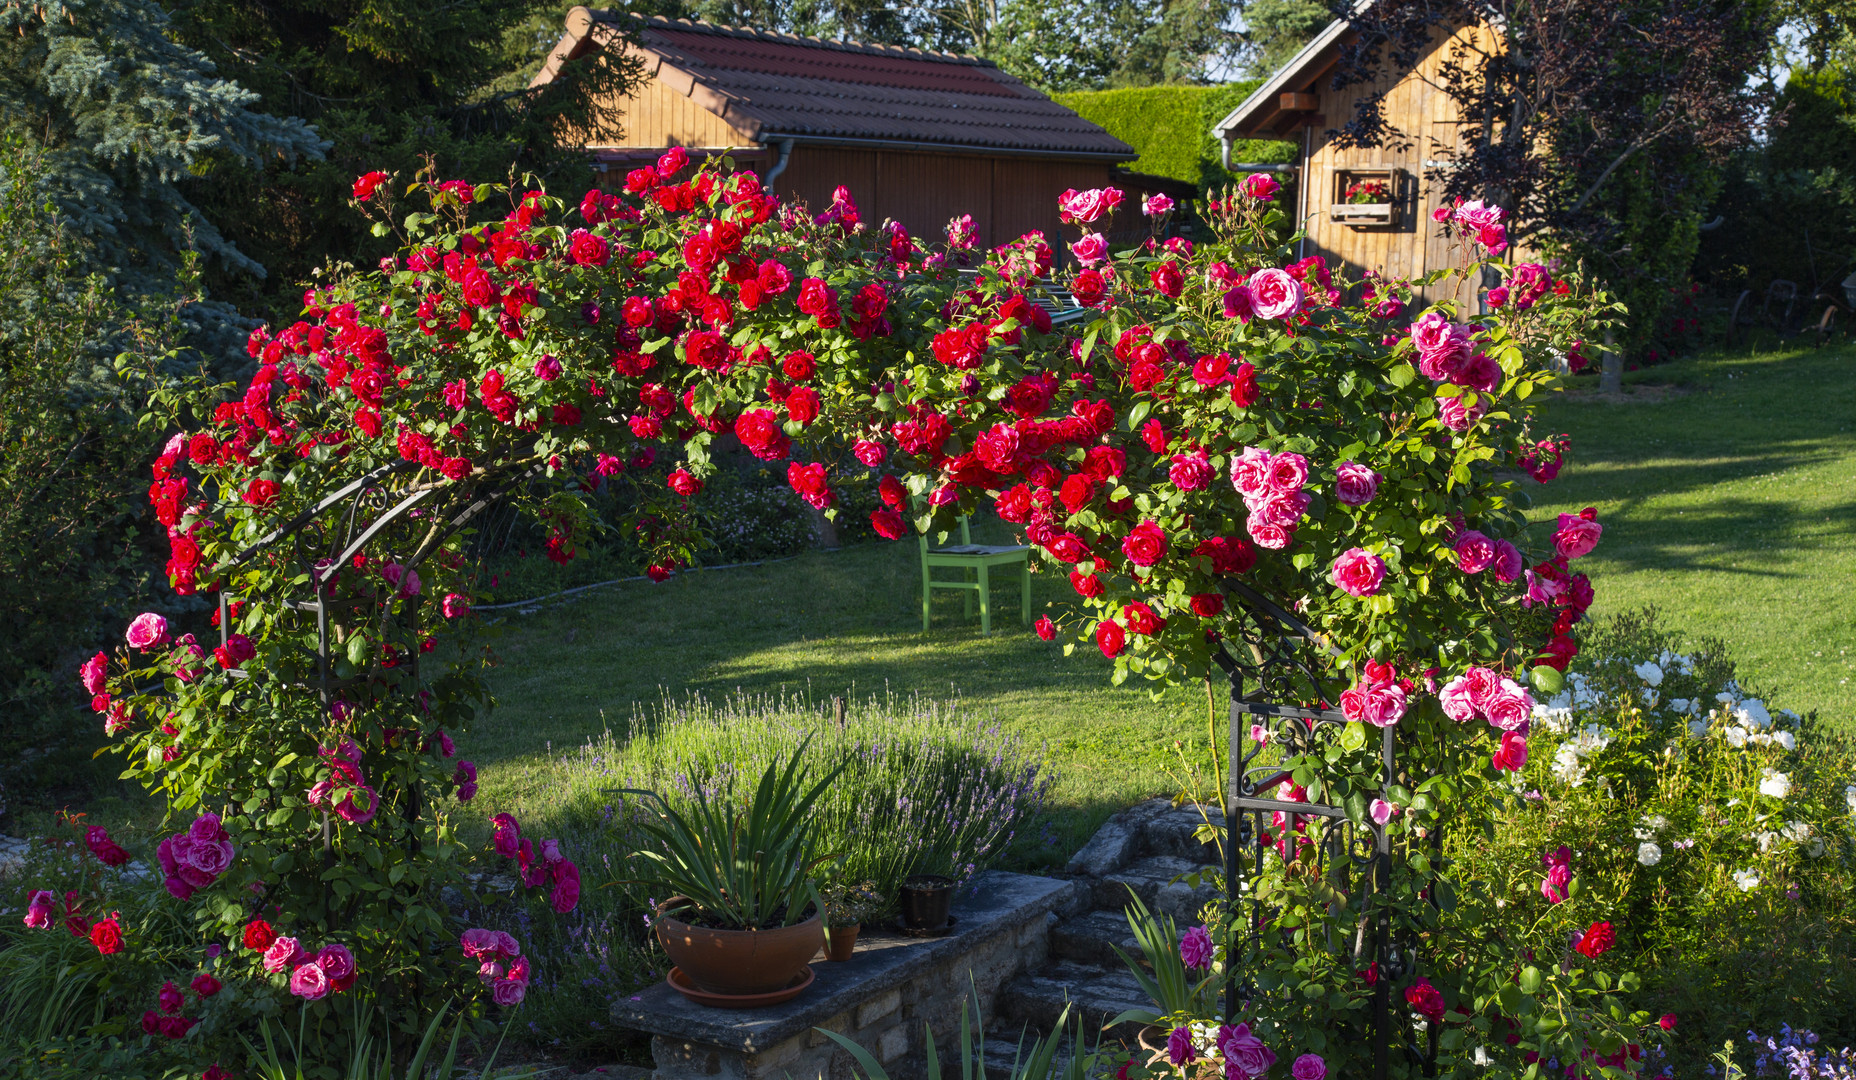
[316,942,357,990]
[1485,679,1534,732]
[1459,351,1502,392]
[1218,1023,1277,1080]
[1455,530,1496,574]
[1249,491,1309,529]
[1179,925,1215,969]
[1330,548,1386,598]
[1070,233,1108,267]
[1553,512,1602,559]
[1492,540,1523,583]
[264,937,304,974]
[1339,680,1407,727]
[1222,283,1254,322]
[1462,666,1502,710]
[188,812,226,844]
[532,354,562,381]
[1292,1054,1327,1080]
[1142,193,1175,216]
[443,592,470,618]
[1240,173,1280,201]
[334,786,378,825]
[1168,1026,1196,1065]
[180,838,234,884]
[1369,798,1400,825]
[1058,187,1124,224]
[1247,268,1303,321]
[1334,462,1380,506]
[1438,675,1478,722]
[550,860,581,914]
[79,652,108,695]
[289,960,331,1000]
[1454,199,1505,230]
[491,977,528,1007]
[1229,446,1273,498]
[1168,451,1214,492]
[1264,451,1308,495]
[852,440,887,467]
[494,931,521,959]
[1247,520,1293,550]
[492,813,521,858]
[1438,393,1485,432]
[126,612,169,650]
[460,928,500,960]
[23,889,54,929]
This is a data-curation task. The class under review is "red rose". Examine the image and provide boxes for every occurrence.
[1047,533,1089,563]
[734,408,791,461]
[1574,921,1614,959]
[667,469,702,497]
[1070,270,1106,306]
[1535,634,1577,672]
[785,386,821,426]
[1658,1015,1677,1031]
[244,921,277,953]
[1149,261,1185,298]
[569,229,610,267]
[1095,620,1127,658]
[1122,602,1164,636]
[1404,977,1445,1022]
[90,913,124,955]
[1058,474,1097,515]
[878,475,906,511]
[870,509,906,540]
[191,973,222,998]
[1140,418,1167,454]
[1192,535,1256,575]
[1034,615,1056,640]
[1069,571,1104,598]
[551,403,582,427]
[1229,362,1259,407]
[243,478,280,507]
[1189,593,1225,618]
[351,171,389,201]
[169,534,201,570]
[1121,520,1168,567]
[783,351,816,381]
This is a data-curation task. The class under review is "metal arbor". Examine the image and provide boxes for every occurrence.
[1213,581,1436,1080]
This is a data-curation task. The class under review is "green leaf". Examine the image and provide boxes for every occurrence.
[1519,966,1542,994]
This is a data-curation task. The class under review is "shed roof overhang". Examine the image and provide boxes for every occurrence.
[1209,6,1365,142]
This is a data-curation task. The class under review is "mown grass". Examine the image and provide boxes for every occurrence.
[1522,339,1856,723]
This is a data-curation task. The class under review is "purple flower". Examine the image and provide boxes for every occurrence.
[1168,1026,1196,1065]
[1180,925,1215,969]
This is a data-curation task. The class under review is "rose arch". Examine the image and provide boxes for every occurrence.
[83,151,1649,1075]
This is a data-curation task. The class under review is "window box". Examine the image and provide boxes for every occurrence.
[1330,167,1406,228]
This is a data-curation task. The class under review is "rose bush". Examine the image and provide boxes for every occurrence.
[56,153,1645,1072]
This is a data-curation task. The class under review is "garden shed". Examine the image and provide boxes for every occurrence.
[1210,15,1494,307]
[534,8,1179,249]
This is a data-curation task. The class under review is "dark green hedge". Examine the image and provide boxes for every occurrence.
[1054,83,1298,191]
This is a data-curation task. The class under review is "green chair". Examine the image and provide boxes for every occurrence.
[919,516,1031,635]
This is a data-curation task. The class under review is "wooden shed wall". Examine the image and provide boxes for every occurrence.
[588,74,747,150]
[775,148,1117,250]
[1298,23,1494,313]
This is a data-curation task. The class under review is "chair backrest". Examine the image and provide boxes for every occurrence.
[918,513,973,555]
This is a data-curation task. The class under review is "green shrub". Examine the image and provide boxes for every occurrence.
[1451,609,1856,1077]
[1053,83,1296,189]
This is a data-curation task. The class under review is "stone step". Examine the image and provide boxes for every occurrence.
[999,961,1158,1043]
[1140,806,1225,865]
[1093,856,1221,925]
[1050,909,1141,967]
[981,1034,1138,1080]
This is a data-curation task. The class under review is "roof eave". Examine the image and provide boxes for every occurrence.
[1210,0,1373,141]
[750,131,1136,162]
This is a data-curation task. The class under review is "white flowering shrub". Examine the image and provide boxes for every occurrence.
[1450,610,1856,1075]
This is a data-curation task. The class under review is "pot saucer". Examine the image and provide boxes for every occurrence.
[894,915,959,939]
[667,964,815,1009]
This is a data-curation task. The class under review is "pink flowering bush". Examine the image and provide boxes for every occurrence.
[75,154,1638,1071]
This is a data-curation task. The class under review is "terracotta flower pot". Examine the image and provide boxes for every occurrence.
[654,898,824,996]
[824,923,861,962]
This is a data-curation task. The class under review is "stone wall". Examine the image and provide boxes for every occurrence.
[621,872,1085,1080]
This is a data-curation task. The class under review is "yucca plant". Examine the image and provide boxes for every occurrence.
[1108,893,1220,1027]
[816,982,1100,1080]
[621,740,844,929]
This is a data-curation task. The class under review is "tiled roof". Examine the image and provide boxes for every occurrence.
[561,10,1135,160]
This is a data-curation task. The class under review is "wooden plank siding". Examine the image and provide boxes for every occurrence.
[587,75,749,150]
[1297,22,1494,313]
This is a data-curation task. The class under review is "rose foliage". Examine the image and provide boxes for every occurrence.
[73,153,1656,1072]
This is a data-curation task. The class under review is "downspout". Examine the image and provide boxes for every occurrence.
[1221,133,1233,173]
[1297,124,1311,260]
[761,137,795,195]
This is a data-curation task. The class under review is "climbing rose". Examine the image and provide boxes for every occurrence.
[1292,1055,1326,1080]
[1168,451,1213,492]
[443,593,470,618]
[1034,616,1055,640]
[870,509,906,540]
[1404,977,1445,1021]
[1334,462,1380,506]
[351,171,389,201]
[1179,925,1214,969]
[79,652,108,695]
[244,920,277,951]
[667,469,702,497]
[1553,510,1603,559]
[86,826,129,867]
[1247,268,1302,321]
[264,937,304,974]
[1340,679,1407,728]
[1121,520,1168,567]
[1329,548,1385,597]
[126,613,169,649]
[1096,620,1126,658]
[1574,920,1614,958]
[1455,530,1496,574]
[1659,1015,1678,1031]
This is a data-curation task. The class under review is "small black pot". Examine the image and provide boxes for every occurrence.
[899,874,956,930]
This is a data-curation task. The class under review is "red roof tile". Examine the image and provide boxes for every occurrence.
[579,12,1135,160]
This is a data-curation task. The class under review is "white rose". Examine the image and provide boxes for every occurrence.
[1759,769,1791,800]
[1636,842,1662,866]
[1845,784,1856,815]
[1774,731,1797,751]
[1732,868,1761,891]
[1727,726,1749,748]
[1633,661,1665,687]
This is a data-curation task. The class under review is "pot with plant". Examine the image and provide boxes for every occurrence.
[898,850,960,932]
[624,743,843,1004]
[821,880,883,961]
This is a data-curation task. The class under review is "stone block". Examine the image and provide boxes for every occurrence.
[878,1026,911,1062]
[857,989,901,1028]
[806,1011,851,1048]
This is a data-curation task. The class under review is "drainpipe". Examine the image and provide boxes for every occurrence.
[762,137,795,195]
[1221,134,1233,173]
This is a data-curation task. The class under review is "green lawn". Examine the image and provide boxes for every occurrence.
[1522,340,1856,723]
[464,339,1856,852]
